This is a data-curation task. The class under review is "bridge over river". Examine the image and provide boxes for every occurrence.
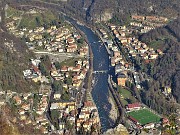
[92,70,108,74]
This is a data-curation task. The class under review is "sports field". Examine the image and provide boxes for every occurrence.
[128,109,161,125]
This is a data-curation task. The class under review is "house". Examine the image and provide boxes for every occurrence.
[73,65,81,72]
[109,25,116,30]
[156,49,163,55]
[83,121,92,131]
[131,15,145,21]
[131,53,137,57]
[130,22,143,27]
[149,53,158,59]
[163,86,172,95]
[19,109,25,115]
[58,48,64,52]
[145,16,158,21]
[54,92,61,99]
[21,104,30,110]
[36,108,44,115]
[111,57,115,66]
[79,48,88,56]
[68,66,74,71]
[117,72,127,86]
[73,80,81,87]
[32,75,41,82]
[20,115,26,121]
[50,103,59,110]
[13,96,22,105]
[120,38,128,44]
[113,30,119,37]
[138,48,147,53]
[128,116,139,125]
[115,64,125,74]
[23,70,32,77]
[162,118,169,127]
[126,102,141,111]
[159,17,168,22]
[106,40,113,48]
[66,46,77,53]
[32,65,41,75]
[114,51,121,57]
[144,123,155,129]
[67,37,75,44]
[61,66,68,72]
[59,122,65,130]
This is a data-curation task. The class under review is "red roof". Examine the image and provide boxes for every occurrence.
[129,116,138,123]
[32,65,40,73]
[163,118,169,124]
[128,102,140,109]
[84,101,94,107]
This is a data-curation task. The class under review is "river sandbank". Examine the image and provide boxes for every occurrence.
[108,91,118,122]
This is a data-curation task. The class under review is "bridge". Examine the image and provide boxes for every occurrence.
[92,70,108,74]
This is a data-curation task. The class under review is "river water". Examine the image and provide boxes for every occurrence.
[67,19,115,132]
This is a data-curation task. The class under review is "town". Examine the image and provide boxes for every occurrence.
[0,3,179,135]
[96,14,179,134]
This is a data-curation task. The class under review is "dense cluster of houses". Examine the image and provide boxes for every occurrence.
[23,59,43,82]
[1,90,50,134]
[102,22,165,87]
[131,15,168,33]
[52,58,89,88]
[50,100,76,133]
[6,17,88,56]
[49,90,100,133]
[76,91,100,132]
[110,24,163,61]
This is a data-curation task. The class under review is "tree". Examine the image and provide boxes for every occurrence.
[125,80,131,88]
[77,38,84,44]
[50,110,60,129]
[35,17,41,26]
[39,63,48,76]
[61,91,70,101]
[54,61,61,69]
[64,77,72,85]
[52,81,63,92]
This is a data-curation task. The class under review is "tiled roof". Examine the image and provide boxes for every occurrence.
[127,102,140,109]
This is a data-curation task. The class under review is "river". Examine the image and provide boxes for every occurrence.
[67,18,115,132]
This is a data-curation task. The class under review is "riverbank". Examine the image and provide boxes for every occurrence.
[108,90,118,122]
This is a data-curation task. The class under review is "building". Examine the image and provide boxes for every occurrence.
[117,72,127,86]
[126,102,141,111]
[131,15,145,21]
[144,123,155,129]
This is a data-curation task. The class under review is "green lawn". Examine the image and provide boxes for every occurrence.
[149,40,164,50]
[118,87,137,106]
[6,7,22,18]
[60,58,85,67]
[128,109,161,125]
[19,10,57,29]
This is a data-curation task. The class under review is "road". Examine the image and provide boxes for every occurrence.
[34,51,81,62]
[108,75,125,124]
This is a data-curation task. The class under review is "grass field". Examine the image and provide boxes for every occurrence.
[128,109,161,125]
[118,87,137,106]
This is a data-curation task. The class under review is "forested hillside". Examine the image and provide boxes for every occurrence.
[0,0,39,93]
[0,31,39,93]
[139,17,180,106]
[5,0,180,24]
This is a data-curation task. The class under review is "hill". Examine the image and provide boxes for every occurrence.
[5,0,180,24]
[0,31,39,93]
[139,17,180,109]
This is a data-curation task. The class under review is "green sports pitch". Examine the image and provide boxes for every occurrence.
[128,109,161,125]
